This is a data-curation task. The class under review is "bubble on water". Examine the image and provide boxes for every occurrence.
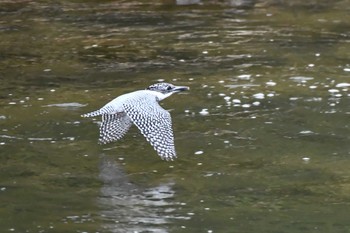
[218,80,225,84]
[253,93,264,99]
[302,157,310,163]
[195,151,204,155]
[202,51,208,54]
[315,53,320,57]
[232,99,241,104]
[199,109,209,116]
[43,68,51,72]
[335,83,350,88]
[299,130,315,135]
[224,96,231,101]
[266,81,276,86]
[344,68,350,72]
[308,64,315,67]
[242,104,250,108]
[289,97,299,101]
[8,102,16,105]
[328,89,339,93]
[252,101,260,106]
[237,74,251,80]
[309,85,317,89]
[267,93,275,97]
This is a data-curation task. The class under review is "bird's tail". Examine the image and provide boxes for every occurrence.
[81,105,115,118]
[81,110,103,118]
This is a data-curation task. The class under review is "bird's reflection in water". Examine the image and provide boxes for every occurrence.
[98,156,187,233]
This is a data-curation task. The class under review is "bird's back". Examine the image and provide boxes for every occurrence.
[82,90,158,117]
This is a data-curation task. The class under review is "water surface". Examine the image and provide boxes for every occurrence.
[0,0,349,232]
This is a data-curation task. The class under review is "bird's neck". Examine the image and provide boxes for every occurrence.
[146,90,173,101]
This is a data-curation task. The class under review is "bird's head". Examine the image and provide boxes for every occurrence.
[146,82,189,100]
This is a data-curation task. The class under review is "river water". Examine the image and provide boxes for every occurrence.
[0,0,349,232]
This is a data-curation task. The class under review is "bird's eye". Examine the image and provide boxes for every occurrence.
[167,86,172,90]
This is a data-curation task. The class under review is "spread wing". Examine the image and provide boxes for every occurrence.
[98,112,132,144]
[123,96,176,161]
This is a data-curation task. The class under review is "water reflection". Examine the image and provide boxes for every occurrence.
[98,156,188,232]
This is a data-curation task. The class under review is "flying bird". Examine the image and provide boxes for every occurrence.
[82,82,189,161]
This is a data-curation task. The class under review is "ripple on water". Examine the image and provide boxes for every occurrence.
[289,76,314,83]
[44,102,87,108]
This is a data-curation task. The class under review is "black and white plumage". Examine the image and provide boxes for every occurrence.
[82,83,189,161]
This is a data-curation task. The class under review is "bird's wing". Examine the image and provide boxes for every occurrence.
[98,112,133,144]
[123,96,176,161]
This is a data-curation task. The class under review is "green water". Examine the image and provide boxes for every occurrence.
[0,0,349,232]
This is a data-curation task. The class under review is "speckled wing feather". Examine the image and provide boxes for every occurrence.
[123,96,176,161]
[98,113,133,144]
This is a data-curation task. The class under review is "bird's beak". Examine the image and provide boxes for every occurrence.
[172,86,190,92]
